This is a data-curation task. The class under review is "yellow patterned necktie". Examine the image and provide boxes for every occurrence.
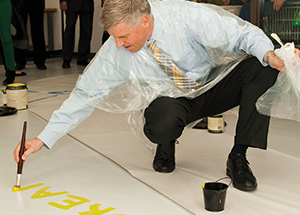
[147,39,201,92]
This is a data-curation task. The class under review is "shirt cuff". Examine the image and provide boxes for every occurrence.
[253,44,274,67]
[37,129,60,149]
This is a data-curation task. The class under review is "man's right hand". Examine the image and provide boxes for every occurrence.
[13,138,45,163]
[60,1,68,11]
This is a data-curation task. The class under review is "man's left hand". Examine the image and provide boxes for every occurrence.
[264,48,300,71]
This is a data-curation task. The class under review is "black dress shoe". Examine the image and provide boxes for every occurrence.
[77,60,89,66]
[3,77,14,85]
[15,64,25,70]
[153,140,176,173]
[62,61,71,69]
[226,153,257,191]
[3,70,15,85]
[37,64,47,70]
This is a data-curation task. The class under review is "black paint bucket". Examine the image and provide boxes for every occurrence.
[202,182,228,212]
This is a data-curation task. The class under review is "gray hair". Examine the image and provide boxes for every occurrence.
[100,0,151,31]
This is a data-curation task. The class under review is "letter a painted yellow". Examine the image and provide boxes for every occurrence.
[31,186,68,199]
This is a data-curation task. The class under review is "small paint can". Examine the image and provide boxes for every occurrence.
[2,89,7,106]
[6,83,28,110]
[208,114,224,133]
[202,182,228,212]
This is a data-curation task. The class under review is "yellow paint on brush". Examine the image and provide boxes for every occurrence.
[12,186,20,192]
[12,183,44,192]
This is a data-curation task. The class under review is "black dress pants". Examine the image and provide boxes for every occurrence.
[143,57,279,150]
[14,0,46,67]
[63,9,93,62]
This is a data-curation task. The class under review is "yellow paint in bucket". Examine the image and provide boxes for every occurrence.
[6,83,28,110]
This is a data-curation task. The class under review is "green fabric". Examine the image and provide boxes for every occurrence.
[0,0,15,70]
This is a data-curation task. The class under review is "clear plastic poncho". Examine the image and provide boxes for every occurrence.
[73,0,273,150]
[256,43,300,122]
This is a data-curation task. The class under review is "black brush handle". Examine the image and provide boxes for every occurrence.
[17,121,27,174]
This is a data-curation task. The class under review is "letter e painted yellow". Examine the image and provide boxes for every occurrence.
[48,194,90,210]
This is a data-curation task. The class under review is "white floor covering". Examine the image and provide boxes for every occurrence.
[1,59,300,215]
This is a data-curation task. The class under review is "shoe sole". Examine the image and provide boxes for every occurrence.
[226,168,257,191]
[153,163,175,173]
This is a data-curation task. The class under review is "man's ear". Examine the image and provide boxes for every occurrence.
[141,15,150,27]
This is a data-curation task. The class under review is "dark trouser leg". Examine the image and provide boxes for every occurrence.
[0,0,15,71]
[144,97,191,144]
[185,57,278,191]
[14,47,27,67]
[144,97,191,173]
[63,11,78,62]
[234,66,278,149]
[28,2,46,67]
[188,57,279,149]
[14,2,28,67]
[78,10,93,62]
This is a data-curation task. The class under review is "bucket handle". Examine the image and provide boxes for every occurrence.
[215,176,232,192]
[216,176,232,186]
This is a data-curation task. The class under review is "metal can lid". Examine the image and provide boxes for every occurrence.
[6,83,27,90]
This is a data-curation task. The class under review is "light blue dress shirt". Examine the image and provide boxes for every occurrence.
[38,0,274,149]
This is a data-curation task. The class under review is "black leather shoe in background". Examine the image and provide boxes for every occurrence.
[62,61,71,69]
[37,64,47,70]
[3,70,15,85]
[226,153,257,191]
[77,60,89,66]
[153,141,176,173]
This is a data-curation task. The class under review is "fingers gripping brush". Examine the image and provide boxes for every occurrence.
[12,121,27,191]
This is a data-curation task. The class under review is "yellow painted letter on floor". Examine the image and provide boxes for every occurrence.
[79,204,116,215]
[31,186,68,199]
[48,194,90,210]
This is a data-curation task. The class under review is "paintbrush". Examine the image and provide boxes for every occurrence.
[12,121,27,191]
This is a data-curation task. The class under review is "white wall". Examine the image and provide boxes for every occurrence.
[43,0,104,53]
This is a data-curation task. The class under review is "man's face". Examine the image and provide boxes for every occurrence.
[108,16,151,53]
